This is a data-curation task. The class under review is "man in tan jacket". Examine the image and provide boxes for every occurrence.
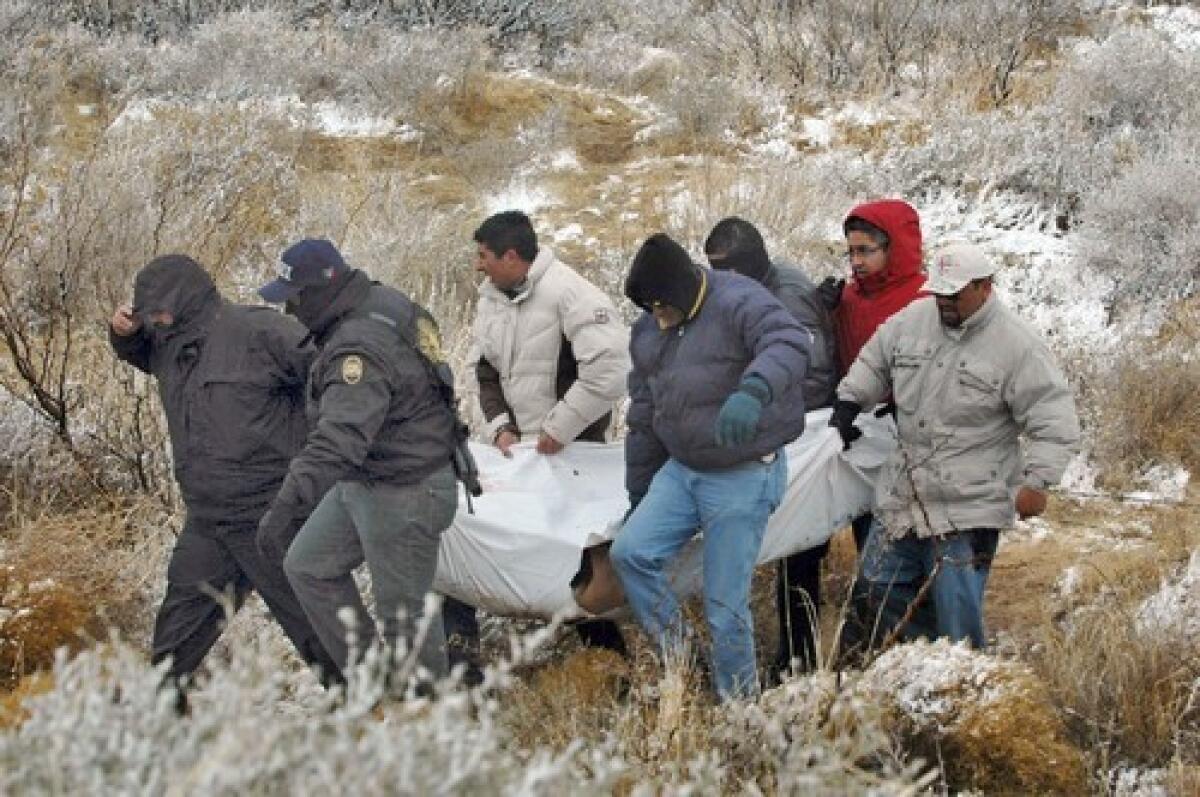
[831,242,1080,657]
[444,210,631,678]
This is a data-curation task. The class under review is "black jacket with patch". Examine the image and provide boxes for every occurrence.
[269,271,455,518]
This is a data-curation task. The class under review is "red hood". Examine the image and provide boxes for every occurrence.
[844,199,923,295]
[834,199,927,374]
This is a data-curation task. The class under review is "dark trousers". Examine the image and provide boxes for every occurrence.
[774,541,828,674]
[151,516,339,685]
[442,596,628,664]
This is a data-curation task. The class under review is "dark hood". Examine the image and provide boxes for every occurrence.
[132,255,220,345]
[624,233,706,317]
[844,200,924,296]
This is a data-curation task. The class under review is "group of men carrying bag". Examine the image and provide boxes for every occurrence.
[111,201,1080,706]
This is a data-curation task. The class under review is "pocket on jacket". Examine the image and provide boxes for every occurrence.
[946,360,1003,424]
[197,373,285,462]
[891,341,932,415]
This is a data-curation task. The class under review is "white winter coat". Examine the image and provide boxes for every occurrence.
[471,248,630,443]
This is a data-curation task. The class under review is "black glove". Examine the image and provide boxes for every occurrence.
[256,504,299,562]
[828,399,863,450]
[874,400,897,421]
[817,276,845,311]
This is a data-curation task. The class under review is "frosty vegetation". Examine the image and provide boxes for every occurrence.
[1,0,1199,793]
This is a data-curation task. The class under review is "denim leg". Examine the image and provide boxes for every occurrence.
[343,467,457,682]
[842,518,931,659]
[696,454,786,700]
[610,459,701,656]
[284,484,370,672]
[926,529,999,648]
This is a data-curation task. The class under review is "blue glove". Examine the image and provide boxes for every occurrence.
[714,376,770,447]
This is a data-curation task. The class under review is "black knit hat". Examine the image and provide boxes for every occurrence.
[624,233,704,315]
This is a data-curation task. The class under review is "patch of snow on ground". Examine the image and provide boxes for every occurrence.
[859,639,1023,732]
[1124,464,1190,504]
[1136,550,1200,645]
[1060,450,1099,495]
[312,102,396,137]
[548,149,582,172]
[799,117,833,148]
[1057,566,1083,599]
[1149,4,1200,52]
[484,182,554,216]
[552,223,584,243]
[1110,766,1169,797]
[919,191,1118,356]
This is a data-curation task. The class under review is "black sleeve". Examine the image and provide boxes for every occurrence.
[109,326,152,374]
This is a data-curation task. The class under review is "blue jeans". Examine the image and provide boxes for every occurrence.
[850,518,999,651]
[611,454,786,700]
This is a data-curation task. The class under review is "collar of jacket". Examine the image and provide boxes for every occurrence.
[486,247,558,306]
[307,270,373,347]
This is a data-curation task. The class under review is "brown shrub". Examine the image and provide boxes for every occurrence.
[0,501,163,688]
[1092,298,1200,489]
[0,672,53,729]
[1028,605,1200,774]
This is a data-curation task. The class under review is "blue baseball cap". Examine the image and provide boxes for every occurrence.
[258,238,348,303]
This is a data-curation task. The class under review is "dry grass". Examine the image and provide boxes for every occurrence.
[0,501,163,688]
[0,672,53,729]
[504,647,630,750]
[1092,298,1200,489]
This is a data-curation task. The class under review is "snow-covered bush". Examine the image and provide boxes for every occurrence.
[1075,141,1200,310]
[1052,26,1200,141]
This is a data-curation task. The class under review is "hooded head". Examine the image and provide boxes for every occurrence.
[703,216,771,283]
[258,238,351,331]
[132,255,219,342]
[624,233,707,328]
[842,200,923,295]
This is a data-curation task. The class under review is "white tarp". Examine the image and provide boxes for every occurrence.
[433,407,896,620]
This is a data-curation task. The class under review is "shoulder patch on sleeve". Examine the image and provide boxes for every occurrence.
[594,308,610,324]
[341,354,364,385]
[416,316,445,364]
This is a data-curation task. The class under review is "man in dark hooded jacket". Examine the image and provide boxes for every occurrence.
[255,239,457,691]
[109,255,339,696]
[611,233,810,700]
[704,217,837,679]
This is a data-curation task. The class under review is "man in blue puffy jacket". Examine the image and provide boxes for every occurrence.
[611,233,811,700]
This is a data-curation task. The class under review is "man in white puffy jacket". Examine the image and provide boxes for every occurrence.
[444,210,631,675]
[831,242,1080,658]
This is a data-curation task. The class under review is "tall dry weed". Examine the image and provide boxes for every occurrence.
[1091,299,1200,489]
[1028,602,1200,777]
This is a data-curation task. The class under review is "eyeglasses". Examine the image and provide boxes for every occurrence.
[844,244,884,259]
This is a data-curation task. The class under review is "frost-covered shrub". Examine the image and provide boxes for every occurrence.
[146,10,338,102]
[1052,27,1200,140]
[1075,142,1200,310]
[857,640,1088,794]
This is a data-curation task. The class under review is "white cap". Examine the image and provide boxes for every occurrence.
[925,242,997,295]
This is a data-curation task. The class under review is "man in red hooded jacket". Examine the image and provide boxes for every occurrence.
[825,200,926,551]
